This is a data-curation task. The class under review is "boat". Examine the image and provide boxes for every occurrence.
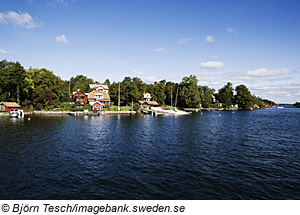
[151,87,191,115]
[141,110,152,114]
[9,109,24,118]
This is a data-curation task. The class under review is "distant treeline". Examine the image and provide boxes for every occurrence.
[0,59,276,110]
[294,102,300,108]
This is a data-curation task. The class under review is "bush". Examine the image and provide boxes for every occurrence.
[70,108,84,111]
[133,103,140,111]
[36,103,43,110]
[83,104,91,111]
[58,102,73,111]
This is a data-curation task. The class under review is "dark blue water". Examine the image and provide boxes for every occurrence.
[1,108,300,199]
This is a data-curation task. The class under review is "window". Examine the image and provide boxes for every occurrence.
[95,105,99,108]
[0,105,4,111]
[95,94,103,99]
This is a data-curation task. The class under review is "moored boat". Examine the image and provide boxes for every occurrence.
[9,109,24,118]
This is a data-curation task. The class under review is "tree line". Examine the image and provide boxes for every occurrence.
[1,59,273,110]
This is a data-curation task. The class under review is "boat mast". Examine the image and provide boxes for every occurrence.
[118,82,120,111]
[170,86,172,107]
[175,86,179,109]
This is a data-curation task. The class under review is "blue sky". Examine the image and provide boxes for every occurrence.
[0,0,300,103]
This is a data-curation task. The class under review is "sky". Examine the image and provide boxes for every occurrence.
[0,0,299,103]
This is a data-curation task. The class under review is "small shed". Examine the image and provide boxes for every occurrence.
[138,100,160,109]
[0,102,21,112]
[91,101,104,111]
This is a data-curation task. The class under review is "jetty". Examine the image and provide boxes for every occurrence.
[31,110,136,116]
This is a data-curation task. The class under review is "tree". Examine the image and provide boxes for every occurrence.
[70,75,94,93]
[199,86,214,108]
[178,75,201,108]
[153,80,166,105]
[108,81,119,105]
[28,68,69,107]
[235,85,253,109]
[0,60,27,103]
[218,82,234,107]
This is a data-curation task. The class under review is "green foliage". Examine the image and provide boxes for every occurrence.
[218,82,234,108]
[70,108,84,111]
[28,67,69,108]
[0,60,273,110]
[133,102,140,111]
[0,60,27,103]
[235,85,253,109]
[199,86,214,108]
[153,80,166,105]
[178,75,201,108]
[83,103,91,111]
[70,75,94,93]
[58,102,72,111]
[251,96,266,109]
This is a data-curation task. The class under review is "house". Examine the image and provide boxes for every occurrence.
[253,104,260,109]
[88,90,111,107]
[215,103,223,107]
[72,90,88,104]
[0,102,21,112]
[143,92,152,101]
[138,100,160,109]
[212,95,216,103]
[88,84,109,93]
[91,101,105,111]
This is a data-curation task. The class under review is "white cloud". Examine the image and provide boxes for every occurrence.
[229,75,253,81]
[0,11,42,29]
[153,48,167,52]
[0,48,9,54]
[142,76,164,84]
[55,35,68,44]
[48,0,70,7]
[177,38,192,45]
[205,35,215,42]
[226,27,237,34]
[248,83,300,103]
[198,71,224,76]
[246,68,294,77]
[211,55,220,59]
[130,68,143,75]
[200,61,224,69]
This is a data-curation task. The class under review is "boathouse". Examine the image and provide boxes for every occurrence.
[138,100,160,109]
[0,102,21,112]
[91,101,105,111]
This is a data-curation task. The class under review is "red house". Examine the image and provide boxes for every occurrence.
[72,91,88,104]
[0,102,21,112]
[92,101,104,111]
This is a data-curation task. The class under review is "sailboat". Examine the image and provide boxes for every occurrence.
[158,87,191,115]
[276,99,284,109]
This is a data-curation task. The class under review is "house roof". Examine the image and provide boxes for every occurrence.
[138,100,159,106]
[1,102,21,108]
[88,90,110,101]
[89,84,109,90]
[91,101,105,106]
[72,91,88,97]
